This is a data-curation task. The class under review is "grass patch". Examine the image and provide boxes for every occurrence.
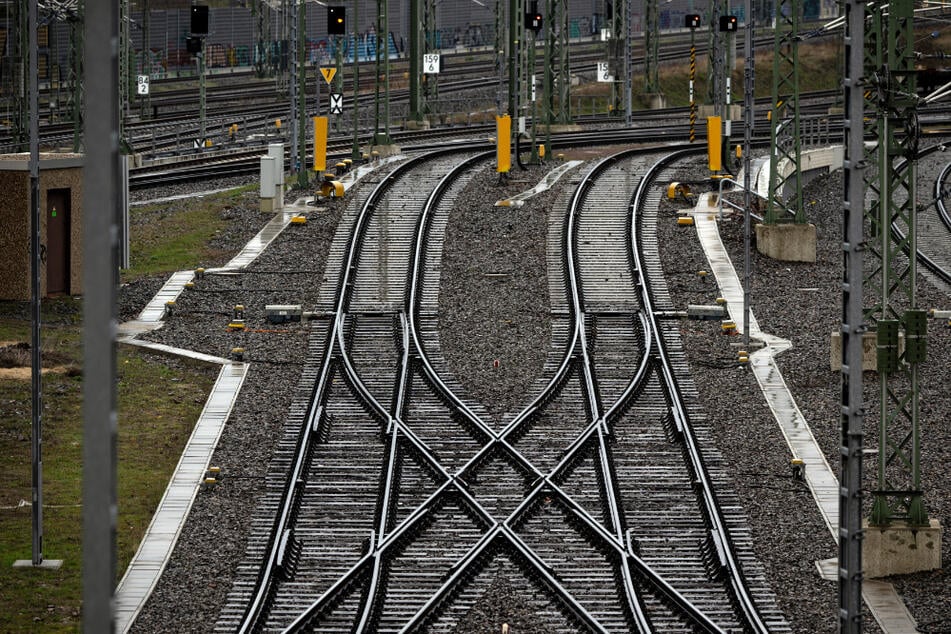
[124,185,256,282]
[0,300,217,631]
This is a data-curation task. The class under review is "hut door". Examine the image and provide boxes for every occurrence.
[46,189,70,295]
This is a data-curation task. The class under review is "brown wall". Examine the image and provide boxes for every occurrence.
[0,171,31,300]
[0,155,84,300]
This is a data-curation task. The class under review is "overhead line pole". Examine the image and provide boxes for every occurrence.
[839,0,865,629]
[83,0,120,629]
[29,0,44,571]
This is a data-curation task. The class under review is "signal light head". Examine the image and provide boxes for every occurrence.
[525,12,543,32]
[719,15,738,32]
[328,6,346,35]
[685,14,701,29]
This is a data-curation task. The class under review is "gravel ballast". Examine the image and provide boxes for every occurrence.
[120,146,951,632]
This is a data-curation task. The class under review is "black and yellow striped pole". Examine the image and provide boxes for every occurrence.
[685,14,700,142]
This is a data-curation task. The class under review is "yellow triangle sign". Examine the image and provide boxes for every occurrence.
[320,67,337,84]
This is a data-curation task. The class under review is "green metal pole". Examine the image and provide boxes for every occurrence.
[352,0,361,160]
[495,0,504,114]
[409,0,421,121]
[141,0,151,118]
[199,46,206,141]
[508,0,518,118]
[297,0,308,186]
[529,29,537,161]
[373,0,391,145]
[335,35,343,132]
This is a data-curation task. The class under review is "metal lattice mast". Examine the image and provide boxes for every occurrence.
[68,3,84,151]
[507,0,520,118]
[291,0,308,183]
[766,0,804,224]
[863,3,885,319]
[277,0,290,94]
[869,0,927,527]
[707,0,726,113]
[409,0,420,121]
[644,0,659,95]
[422,0,437,117]
[372,0,391,144]
[543,0,569,126]
[495,0,504,114]
[839,0,866,628]
[254,1,271,77]
[607,0,624,114]
[119,0,131,136]
[139,0,151,118]
[12,0,29,151]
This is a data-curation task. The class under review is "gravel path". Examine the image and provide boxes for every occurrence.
[119,145,951,632]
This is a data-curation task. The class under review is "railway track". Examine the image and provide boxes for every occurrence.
[215,143,789,632]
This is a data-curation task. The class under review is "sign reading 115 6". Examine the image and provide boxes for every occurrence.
[423,53,440,74]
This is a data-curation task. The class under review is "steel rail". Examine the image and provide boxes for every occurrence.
[632,147,772,633]
[400,148,727,632]
[284,150,610,632]
[235,144,486,633]
[889,146,951,285]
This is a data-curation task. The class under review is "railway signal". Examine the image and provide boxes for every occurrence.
[719,15,738,31]
[685,14,701,29]
[525,11,543,32]
[190,5,209,35]
[327,6,345,35]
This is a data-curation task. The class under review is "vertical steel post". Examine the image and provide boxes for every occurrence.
[689,33,696,142]
[334,35,343,132]
[198,46,206,141]
[742,0,753,353]
[28,0,43,570]
[840,0,865,628]
[83,0,120,628]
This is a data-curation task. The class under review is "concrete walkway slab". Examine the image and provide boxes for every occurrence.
[495,160,583,207]
[114,360,248,633]
[689,192,918,633]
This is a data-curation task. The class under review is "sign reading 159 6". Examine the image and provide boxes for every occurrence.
[423,53,440,74]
